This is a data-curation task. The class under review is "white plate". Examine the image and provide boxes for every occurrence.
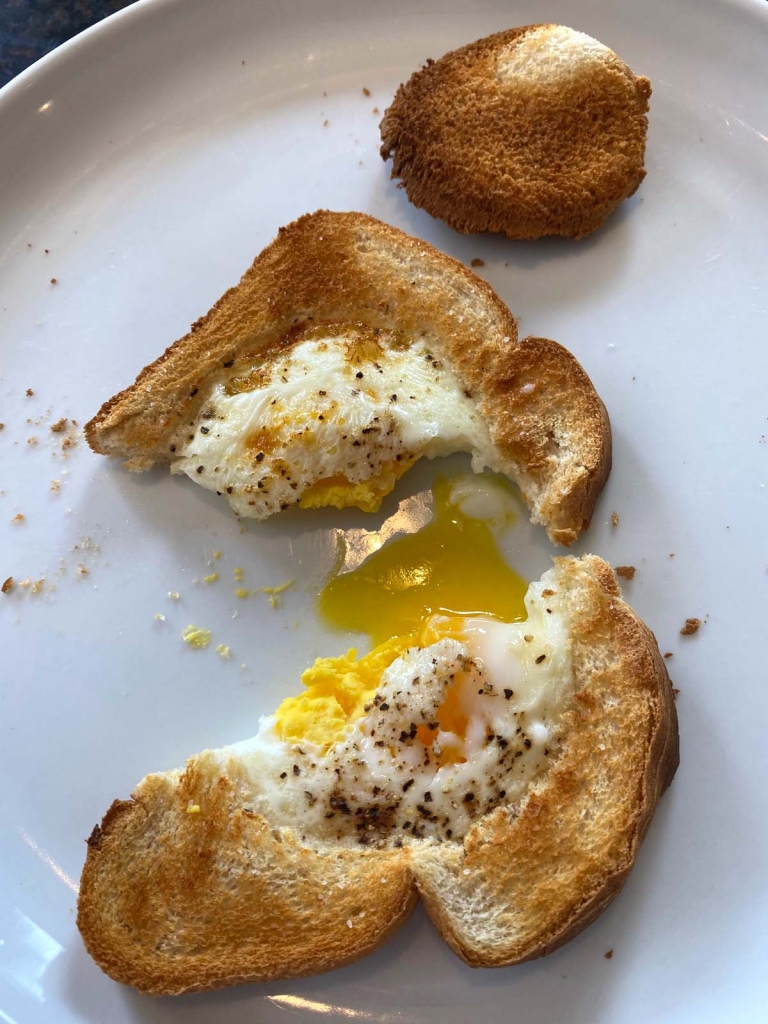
[2,0,767,1020]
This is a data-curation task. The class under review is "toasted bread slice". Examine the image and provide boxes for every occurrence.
[380,25,651,239]
[85,211,610,545]
[77,555,678,994]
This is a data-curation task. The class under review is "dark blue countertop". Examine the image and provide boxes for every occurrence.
[1,0,134,87]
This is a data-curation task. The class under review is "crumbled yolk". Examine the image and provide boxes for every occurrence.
[274,478,527,750]
[181,625,212,649]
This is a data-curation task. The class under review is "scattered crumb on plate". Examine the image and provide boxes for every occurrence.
[181,625,212,649]
[2,576,14,594]
[680,618,701,636]
[664,652,674,659]
[615,565,636,580]
[611,512,619,527]
[470,258,485,267]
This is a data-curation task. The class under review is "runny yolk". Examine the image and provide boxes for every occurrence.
[317,477,527,646]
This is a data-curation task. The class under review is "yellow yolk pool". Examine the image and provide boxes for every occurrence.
[317,477,527,645]
[274,477,528,750]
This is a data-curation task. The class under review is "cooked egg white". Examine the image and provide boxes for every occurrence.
[218,572,573,846]
[171,324,498,516]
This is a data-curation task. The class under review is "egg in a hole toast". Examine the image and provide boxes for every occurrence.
[85,210,610,546]
[77,545,678,994]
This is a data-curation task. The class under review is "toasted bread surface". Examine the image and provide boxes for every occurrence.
[85,211,610,545]
[380,25,651,239]
[77,556,677,994]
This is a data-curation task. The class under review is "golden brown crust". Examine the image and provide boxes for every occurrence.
[380,25,651,239]
[412,555,678,965]
[85,210,610,544]
[77,756,417,996]
[77,556,677,992]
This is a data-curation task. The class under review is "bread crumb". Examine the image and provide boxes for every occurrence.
[604,949,613,960]
[50,278,57,285]
[26,389,34,397]
[672,687,681,697]
[182,625,212,649]
[664,652,673,659]
[611,512,619,527]
[11,513,25,524]
[202,572,219,583]
[362,87,371,96]
[215,644,231,660]
[167,590,180,600]
[372,106,379,114]
[50,418,68,433]
[323,119,329,127]
[680,617,701,636]
[50,479,61,493]
[0,423,4,430]
[615,565,636,580]
[2,576,13,594]
[155,612,165,622]
[470,258,485,267]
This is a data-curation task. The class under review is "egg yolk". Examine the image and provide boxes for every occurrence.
[318,477,527,645]
[274,477,527,750]
[298,458,415,514]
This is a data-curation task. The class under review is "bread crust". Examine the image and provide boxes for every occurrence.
[85,211,610,544]
[77,556,677,993]
[413,556,679,965]
[380,25,651,239]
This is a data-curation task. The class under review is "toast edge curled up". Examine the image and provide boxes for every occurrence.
[77,555,678,995]
[85,211,611,545]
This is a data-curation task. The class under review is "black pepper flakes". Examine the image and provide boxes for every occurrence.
[293,764,300,776]
[536,654,546,664]
[402,778,414,792]
[503,688,514,699]
[196,465,204,474]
